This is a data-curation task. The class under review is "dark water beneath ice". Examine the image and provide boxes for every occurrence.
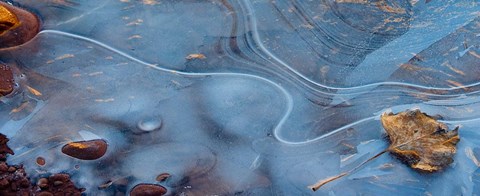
[1,0,480,195]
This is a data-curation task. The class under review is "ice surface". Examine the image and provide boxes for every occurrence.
[1,0,480,195]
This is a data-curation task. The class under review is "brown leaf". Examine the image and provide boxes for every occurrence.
[308,109,459,191]
[381,109,459,172]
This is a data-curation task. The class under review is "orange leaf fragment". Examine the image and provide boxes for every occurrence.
[186,53,206,60]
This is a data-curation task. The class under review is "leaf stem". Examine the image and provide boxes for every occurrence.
[308,150,387,191]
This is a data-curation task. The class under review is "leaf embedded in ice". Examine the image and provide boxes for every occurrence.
[309,109,460,191]
[381,109,460,172]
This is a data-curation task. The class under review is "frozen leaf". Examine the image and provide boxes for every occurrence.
[381,109,460,172]
[309,109,459,191]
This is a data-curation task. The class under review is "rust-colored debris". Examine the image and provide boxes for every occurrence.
[130,183,167,196]
[381,109,459,172]
[0,2,40,49]
[0,64,14,97]
[0,133,83,195]
[61,139,108,160]
[34,174,84,195]
[186,53,206,60]
[0,163,32,195]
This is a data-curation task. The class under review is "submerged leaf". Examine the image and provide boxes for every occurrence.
[381,109,460,172]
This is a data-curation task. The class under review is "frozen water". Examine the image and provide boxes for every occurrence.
[1,0,480,195]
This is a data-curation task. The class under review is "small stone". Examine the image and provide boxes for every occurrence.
[130,184,167,196]
[48,174,69,183]
[18,179,29,188]
[36,191,54,196]
[37,178,49,189]
[0,162,8,172]
[61,139,108,160]
[10,182,17,191]
[36,157,46,166]
[53,181,63,186]
[7,166,16,172]
[0,2,41,49]
[0,64,14,96]
[0,178,9,189]
[155,173,170,182]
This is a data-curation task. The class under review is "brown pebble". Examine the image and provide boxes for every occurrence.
[48,173,69,183]
[130,184,167,196]
[36,157,46,166]
[18,179,29,188]
[10,182,17,191]
[7,166,16,172]
[155,173,170,182]
[37,178,49,189]
[61,139,108,160]
[0,64,14,96]
[53,181,63,186]
[0,162,8,172]
[36,191,54,196]
[0,2,40,49]
[34,174,83,195]
[0,178,9,188]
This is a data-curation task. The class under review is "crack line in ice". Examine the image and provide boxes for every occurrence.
[36,30,480,146]
[36,29,295,146]
[0,99,46,138]
[274,116,377,145]
[54,1,109,26]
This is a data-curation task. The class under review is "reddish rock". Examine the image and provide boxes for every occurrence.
[0,164,31,195]
[0,133,84,195]
[61,139,108,160]
[32,174,83,195]
[37,178,49,189]
[130,184,167,196]
[0,64,14,96]
[0,134,14,161]
[36,157,46,166]
[0,2,40,49]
